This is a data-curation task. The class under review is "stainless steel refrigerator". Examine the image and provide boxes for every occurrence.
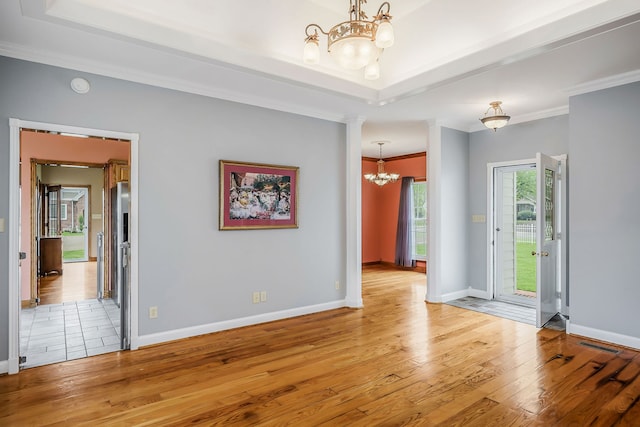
[111,181,130,349]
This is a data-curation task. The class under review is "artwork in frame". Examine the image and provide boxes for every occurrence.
[219,160,299,230]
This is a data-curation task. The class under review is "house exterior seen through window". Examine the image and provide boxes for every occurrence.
[412,181,427,260]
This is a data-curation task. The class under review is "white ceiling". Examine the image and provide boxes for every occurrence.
[2,0,640,157]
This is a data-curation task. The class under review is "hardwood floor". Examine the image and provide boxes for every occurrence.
[2,264,639,425]
[38,261,97,305]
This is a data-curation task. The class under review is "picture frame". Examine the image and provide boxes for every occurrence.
[219,160,299,230]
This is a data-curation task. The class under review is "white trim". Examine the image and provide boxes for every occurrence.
[568,321,640,351]
[0,360,9,374]
[345,117,365,308]
[566,69,640,97]
[426,120,441,303]
[137,300,347,348]
[469,105,570,133]
[7,119,21,374]
[441,289,469,303]
[7,118,139,374]
[468,288,491,299]
[0,41,348,124]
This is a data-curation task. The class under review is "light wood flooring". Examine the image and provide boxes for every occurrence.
[37,261,97,305]
[2,264,639,425]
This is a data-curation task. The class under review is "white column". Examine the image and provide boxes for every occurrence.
[345,116,365,308]
[426,120,442,302]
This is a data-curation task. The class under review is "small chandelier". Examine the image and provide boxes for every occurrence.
[480,101,511,131]
[303,0,394,80]
[364,141,400,186]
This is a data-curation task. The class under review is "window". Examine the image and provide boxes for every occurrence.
[412,181,427,260]
[61,203,68,221]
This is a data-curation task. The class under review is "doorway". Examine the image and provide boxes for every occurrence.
[489,154,567,328]
[493,163,537,307]
[7,119,139,374]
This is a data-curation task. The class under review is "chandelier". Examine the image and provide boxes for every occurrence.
[364,141,399,186]
[480,101,511,131]
[303,0,394,80]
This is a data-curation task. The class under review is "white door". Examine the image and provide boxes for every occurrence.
[535,153,560,327]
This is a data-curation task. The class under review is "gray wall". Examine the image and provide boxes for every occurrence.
[569,82,640,338]
[440,127,470,295]
[468,116,569,291]
[0,56,347,360]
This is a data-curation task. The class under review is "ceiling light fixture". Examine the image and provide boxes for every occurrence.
[364,141,399,186]
[303,0,393,80]
[480,101,511,131]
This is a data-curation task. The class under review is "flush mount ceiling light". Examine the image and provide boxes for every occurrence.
[364,141,400,186]
[480,101,511,131]
[303,0,393,80]
[70,77,90,94]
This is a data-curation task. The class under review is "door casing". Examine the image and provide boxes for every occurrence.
[486,154,568,323]
[7,118,140,374]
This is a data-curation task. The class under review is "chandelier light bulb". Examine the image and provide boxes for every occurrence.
[364,61,380,80]
[303,38,320,64]
[375,20,394,48]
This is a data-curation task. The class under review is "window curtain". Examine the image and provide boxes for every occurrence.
[395,176,416,268]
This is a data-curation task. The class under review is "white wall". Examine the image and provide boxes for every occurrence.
[0,56,347,360]
[568,82,640,348]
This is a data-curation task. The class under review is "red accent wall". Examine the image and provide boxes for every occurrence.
[362,153,427,267]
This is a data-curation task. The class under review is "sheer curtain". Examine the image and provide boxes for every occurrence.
[395,176,416,268]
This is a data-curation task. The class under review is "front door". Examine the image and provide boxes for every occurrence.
[493,164,537,306]
[535,153,560,327]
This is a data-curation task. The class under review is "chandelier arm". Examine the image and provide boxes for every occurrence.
[375,2,391,19]
[305,23,328,38]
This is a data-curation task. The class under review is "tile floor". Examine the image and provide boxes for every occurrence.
[446,296,536,326]
[20,298,121,369]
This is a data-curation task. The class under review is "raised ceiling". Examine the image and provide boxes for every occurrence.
[2,0,640,156]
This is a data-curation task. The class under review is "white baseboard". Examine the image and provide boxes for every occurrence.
[439,287,490,303]
[567,321,640,351]
[441,289,468,303]
[137,300,347,348]
[0,359,9,374]
[468,288,491,299]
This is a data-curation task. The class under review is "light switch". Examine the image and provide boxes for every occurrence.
[0,218,4,233]
[472,215,486,223]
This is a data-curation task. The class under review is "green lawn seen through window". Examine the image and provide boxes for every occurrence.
[516,242,536,292]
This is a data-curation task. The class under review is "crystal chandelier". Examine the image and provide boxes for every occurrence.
[303,0,394,80]
[480,101,511,131]
[364,141,399,186]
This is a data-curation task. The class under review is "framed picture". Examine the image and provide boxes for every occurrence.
[219,160,299,230]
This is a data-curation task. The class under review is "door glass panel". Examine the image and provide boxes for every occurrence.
[544,168,555,241]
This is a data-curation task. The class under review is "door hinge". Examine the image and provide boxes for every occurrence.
[19,356,26,364]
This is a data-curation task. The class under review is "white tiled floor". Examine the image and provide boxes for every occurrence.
[20,299,121,369]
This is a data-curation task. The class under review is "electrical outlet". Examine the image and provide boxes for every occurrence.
[335,280,340,290]
[149,306,158,319]
[260,291,267,302]
[252,292,260,304]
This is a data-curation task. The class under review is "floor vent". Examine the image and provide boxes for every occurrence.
[579,341,621,354]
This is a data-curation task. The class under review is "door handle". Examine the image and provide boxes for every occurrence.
[531,251,549,257]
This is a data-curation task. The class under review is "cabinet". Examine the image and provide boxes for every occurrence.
[40,237,63,276]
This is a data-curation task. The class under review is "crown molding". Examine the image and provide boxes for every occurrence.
[468,105,569,133]
[565,69,640,97]
[0,41,347,124]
